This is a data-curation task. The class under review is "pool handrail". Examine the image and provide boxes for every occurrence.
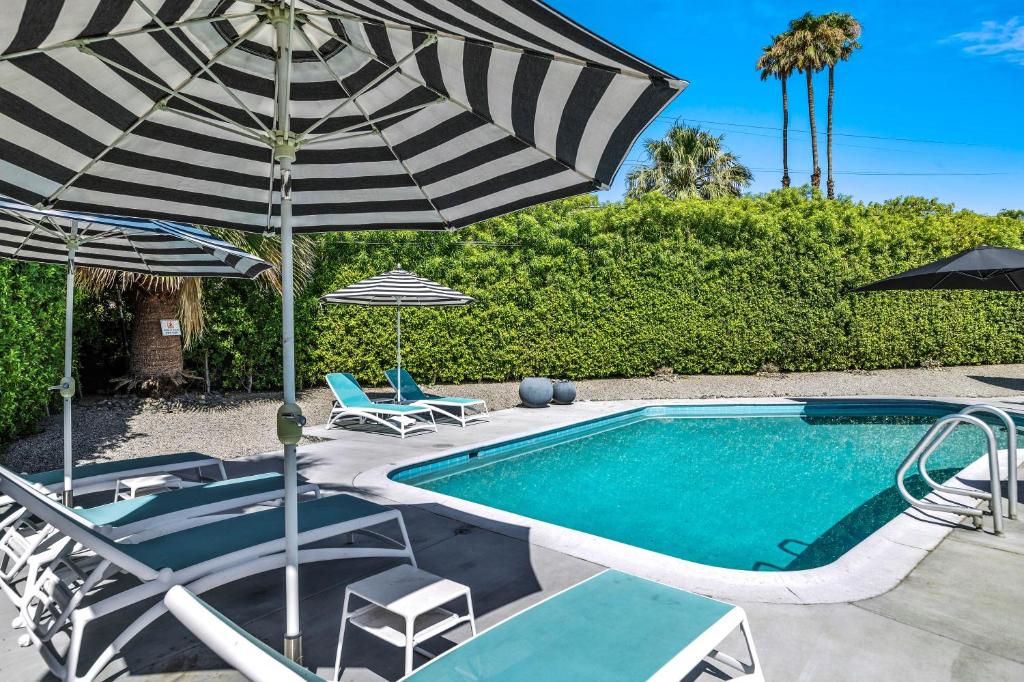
[896,412,1004,535]
[916,405,1017,520]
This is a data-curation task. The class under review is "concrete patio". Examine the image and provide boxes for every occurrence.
[1,400,1022,681]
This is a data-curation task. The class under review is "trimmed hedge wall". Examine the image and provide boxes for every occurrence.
[3,189,1023,444]
[0,261,67,442]
[190,189,1024,391]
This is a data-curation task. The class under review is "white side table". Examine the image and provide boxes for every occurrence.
[334,564,476,677]
[113,473,182,500]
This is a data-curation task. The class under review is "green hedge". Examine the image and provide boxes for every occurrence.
[0,261,67,442]
[189,189,1024,390]
[4,189,1023,446]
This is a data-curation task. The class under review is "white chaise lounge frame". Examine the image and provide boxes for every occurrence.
[385,369,489,428]
[326,373,437,439]
[163,570,763,682]
[0,472,320,608]
[0,471,415,682]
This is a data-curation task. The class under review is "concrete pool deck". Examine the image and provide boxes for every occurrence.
[1,397,1023,680]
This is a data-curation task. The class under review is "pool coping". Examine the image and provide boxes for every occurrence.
[355,396,1018,605]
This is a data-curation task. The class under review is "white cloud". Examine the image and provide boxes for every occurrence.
[951,17,1024,65]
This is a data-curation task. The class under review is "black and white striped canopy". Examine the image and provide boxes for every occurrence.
[321,265,472,306]
[0,197,272,278]
[0,1,685,233]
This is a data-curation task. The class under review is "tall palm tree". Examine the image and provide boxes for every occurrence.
[757,36,797,188]
[77,232,316,391]
[626,122,752,200]
[786,13,828,190]
[820,12,862,199]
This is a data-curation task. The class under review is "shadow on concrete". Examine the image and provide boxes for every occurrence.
[967,375,1024,393]
[100,498,544,682]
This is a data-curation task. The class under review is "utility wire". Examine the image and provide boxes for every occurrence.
[652,114,991,148]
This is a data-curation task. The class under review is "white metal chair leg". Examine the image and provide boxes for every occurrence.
[404,618,415,675]
[333,589,352,681]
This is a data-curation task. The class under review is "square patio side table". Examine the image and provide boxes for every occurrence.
[334,564,476,677]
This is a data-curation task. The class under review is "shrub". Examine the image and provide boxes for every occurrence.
[188,189,1024,390]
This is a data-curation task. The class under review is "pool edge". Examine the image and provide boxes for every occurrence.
[355,397,1014,605]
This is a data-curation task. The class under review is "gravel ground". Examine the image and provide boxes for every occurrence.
[3,364,1024,475]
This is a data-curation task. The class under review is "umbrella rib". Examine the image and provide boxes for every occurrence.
[301,102,436,146]
[0,211,53,258]
[78,46,267,143]
[302,19,605,189]
[297,31,438,139]
[295,26,450,226]
[0,11,259,62]
[301,4,685,87]
[45,25,265,208]
[132,0,271,135]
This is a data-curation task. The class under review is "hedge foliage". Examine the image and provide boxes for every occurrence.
[0,261,68,442]
[4,189,1024,444]
[190,189,1024,391]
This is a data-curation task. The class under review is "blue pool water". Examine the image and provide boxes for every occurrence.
[393,402,1009,571]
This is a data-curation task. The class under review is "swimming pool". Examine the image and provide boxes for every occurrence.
[392,401,1007,573]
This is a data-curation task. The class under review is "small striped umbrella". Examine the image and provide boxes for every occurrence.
[0,197,272,505]
[321,265,473,397]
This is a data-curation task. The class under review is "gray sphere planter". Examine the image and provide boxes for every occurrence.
[552,380,577,405]
[519,377,553,407]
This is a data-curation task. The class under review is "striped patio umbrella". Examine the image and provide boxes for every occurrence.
[0,1,684,660]
[0,197,272,506]
[320,265,474,396]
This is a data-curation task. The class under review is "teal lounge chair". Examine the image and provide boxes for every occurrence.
[164,571,763,682]
[0,471,320,607]
[385,368,489,427]
[0,466,415,682]
[0,451,225,506]
[326,373,436,438]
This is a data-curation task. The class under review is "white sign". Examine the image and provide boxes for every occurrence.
[160,319,182,337]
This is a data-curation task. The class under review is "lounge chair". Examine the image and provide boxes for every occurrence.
[163,570,763,682]
[0,451,226,506]
[385,368,489,427]
[0,472,320,606]
[0,466,415,682]
[326,373,436,438]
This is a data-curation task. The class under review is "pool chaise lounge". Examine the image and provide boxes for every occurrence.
[0,468,415,682]
[385,368,489,427]
[164,570,763,681]
[0,451,226,507]
[327,372,437,438]
[0,471,320,606]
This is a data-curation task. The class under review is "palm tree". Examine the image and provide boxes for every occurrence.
[77,232,316,391]
[626,123,752,200]
[819,12,862,199]
[756,36,797,188]
[786,13,828,190]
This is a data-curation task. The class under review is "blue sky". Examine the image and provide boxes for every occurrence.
[549,1,1024,214]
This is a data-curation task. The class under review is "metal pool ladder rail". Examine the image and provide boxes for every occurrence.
[896,405,1019,536]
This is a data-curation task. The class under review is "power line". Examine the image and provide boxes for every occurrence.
[653,114,992,148]
[618,162,1020,177]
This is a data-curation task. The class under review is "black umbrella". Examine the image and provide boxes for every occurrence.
[854,243,1022,519]
[854,246,1024,292]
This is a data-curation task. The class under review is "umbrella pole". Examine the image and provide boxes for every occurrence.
[397,304,402,400]
[60,223,78,506]
[271,3,304,664]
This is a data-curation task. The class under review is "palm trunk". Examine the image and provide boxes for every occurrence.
[806,69,820,189]
[129,288,184,387]
[781,74,790,188]
[826,65,835,199]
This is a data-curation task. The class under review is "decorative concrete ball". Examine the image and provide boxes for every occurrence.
[552,380,577,405]
[519,377,553,408]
